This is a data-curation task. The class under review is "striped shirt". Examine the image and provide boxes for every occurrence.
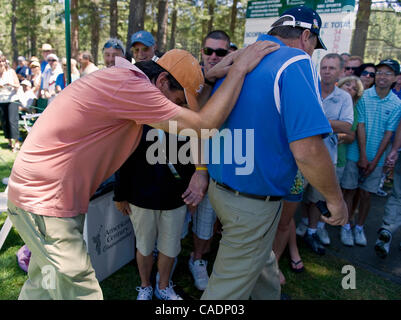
[347,86,401,166]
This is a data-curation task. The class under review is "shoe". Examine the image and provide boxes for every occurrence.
[290,259,304,273]
[296,220,308,237]
[375,239,390,259]
[378,228,392,243]
[155,273,183,300]
[376,188,388,197]
[136,285,153,300]
[353,227,367,246]
[340,227,354,247]
[188,257,209,291]
[375,229,392,259]
[317,226,330,245]
[304,233,325,255]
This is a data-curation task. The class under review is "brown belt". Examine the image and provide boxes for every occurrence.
[212,179,282,202]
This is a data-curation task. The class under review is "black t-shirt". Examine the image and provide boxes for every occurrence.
[113,125,195,210]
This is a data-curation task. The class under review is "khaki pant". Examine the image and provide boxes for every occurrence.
[201,180,282,300]
[7,200,103,300]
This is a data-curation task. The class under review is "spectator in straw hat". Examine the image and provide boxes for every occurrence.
[41,43,53,73]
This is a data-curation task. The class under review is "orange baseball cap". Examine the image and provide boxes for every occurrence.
[156,49,204,110]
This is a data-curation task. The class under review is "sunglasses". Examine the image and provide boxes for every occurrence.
[361,70,375,78]
[345,66,359,71]
[203,47,228,57]
[104,41,124,52]
[47,59,57,62]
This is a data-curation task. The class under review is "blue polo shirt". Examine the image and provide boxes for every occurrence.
[206,35,332,196]
[347,86,401,166]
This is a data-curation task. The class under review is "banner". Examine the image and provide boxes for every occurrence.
[244,0,356,67]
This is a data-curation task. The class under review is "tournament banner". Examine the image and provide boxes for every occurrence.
[244,0,356,67]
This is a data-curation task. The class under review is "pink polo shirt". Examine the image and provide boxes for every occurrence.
[8,57,180,218]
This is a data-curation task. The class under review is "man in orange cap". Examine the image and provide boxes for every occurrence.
[7,43,279,300]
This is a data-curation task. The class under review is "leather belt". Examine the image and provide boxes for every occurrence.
[212,179,282,202]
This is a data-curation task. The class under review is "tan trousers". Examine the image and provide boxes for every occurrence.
[201,180,282,300]
[7,200,103,300]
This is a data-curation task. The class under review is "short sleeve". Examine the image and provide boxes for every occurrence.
[339,92,354,125]
[356,96,366,124]
[279,58,332,143]
[112,77,181,125]
[387,105,401,132]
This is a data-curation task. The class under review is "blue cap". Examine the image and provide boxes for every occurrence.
[279,6,326,50]
[130,30,155,47]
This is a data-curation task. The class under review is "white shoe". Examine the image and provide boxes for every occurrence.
[340,227,354,247]
[353,227,367,246]
[296,220,308,237]
[136,285,153,300]
[155,273,183,300]
[317,226,330,245]
[188,257,209,291]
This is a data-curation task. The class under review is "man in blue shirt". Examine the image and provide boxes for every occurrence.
[201,6,348,300]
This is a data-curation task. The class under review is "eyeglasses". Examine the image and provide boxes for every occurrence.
[47,59,57,62]
[361,70,375,78]
[376,70,394,76]
[345,66,359,71]
[104,41,124,52]
[203,47,228,57]
[132,47,151,54]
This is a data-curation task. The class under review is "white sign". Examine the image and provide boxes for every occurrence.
[244,8,356,67]
[83,191,135,282]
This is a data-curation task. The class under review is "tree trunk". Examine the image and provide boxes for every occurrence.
[169,0,177,50]
[156,0,168,53]
[110,0,118,38]
[230,0,238,39]
[90,0,100,65]
[11,0,18,64]
[71,0,79,60]
[207,0,215,34]
[350,0,372,59]
[126,0,146,54]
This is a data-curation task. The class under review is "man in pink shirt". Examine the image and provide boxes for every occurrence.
[7,42,279,300]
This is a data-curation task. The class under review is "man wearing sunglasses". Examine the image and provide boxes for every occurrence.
[130,30,157,63]
[201,30,230,73]
[41,53,62,104]
[103,38,126,68]
[344,55,363,77]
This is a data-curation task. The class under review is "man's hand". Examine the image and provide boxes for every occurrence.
[357,156,369,170]
[364,159,378,177]
[205,41,279,83]
[114,200,131,216]
[322,199,348,226]
[182,170,209,207]
[385,149,399,168]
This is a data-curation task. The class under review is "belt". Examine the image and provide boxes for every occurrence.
[212,179,282,202]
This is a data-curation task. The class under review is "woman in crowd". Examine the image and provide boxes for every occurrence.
[356,63,376,90]
[29,60,42,98]
[336,76,364,246]
[55,58,80,93]
[0,54,21,152]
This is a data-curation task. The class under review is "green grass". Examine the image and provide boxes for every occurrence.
[1,131,401,300]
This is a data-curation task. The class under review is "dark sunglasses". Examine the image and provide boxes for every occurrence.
[47,59,57,62]
[345,66,359,71]
[203,47,228,57]
[361,70,375,78]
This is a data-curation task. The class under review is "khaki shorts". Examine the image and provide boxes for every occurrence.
[341,160,383,193]
[304,166,339,204]
[129,204,187,258]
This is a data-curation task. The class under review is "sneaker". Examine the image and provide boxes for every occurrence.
[136,285,153,300]
[340,227,354,247]
[378,228,392,243]
[296,220,308,237]
[188,257,209,291]
[353,227,367,246]
[375,239,390,259]
[376,188,388,197]
[155,273,183,300]
[317,226,330,245]
[304,233,325,255]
